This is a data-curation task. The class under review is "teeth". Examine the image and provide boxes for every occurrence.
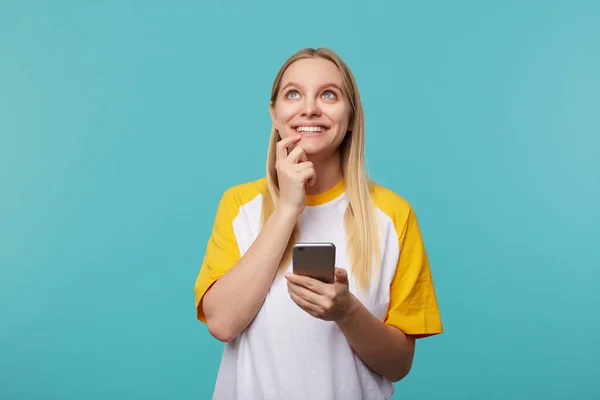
[295,126,326,132]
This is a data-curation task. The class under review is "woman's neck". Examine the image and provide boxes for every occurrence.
[305,151,343,196]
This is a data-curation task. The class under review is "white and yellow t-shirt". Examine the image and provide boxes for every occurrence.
[194,178,443,400]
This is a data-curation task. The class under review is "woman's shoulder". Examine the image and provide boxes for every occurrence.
[219,177,268,205]
[369,181,414,222]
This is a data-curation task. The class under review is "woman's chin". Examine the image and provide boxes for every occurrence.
[300,144,339,160]
[297,141,324,155]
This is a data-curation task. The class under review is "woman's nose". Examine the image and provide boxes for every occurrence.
[301,98,321,117]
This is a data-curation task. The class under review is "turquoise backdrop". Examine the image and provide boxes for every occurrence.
[1,1,599,399]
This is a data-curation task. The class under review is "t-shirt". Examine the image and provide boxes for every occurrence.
[194,178,443,400]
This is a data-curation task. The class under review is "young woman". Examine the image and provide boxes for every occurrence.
[194,47,443,400]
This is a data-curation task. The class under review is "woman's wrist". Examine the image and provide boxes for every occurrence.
[274,203,303,221]
[335,293,361,327]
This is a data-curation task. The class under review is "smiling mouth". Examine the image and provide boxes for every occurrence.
[294,126,329,134]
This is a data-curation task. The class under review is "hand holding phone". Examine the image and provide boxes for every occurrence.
[287,243,354,322]
[292,242,336,284]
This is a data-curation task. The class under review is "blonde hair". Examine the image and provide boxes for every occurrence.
[262,47,380,291]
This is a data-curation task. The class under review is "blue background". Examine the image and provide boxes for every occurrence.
[1,1,599,399]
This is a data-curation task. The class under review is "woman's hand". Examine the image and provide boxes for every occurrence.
[285,268,356,322]
[275,134,316,215]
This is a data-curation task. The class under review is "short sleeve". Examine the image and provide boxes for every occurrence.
[384,208,443,338]
[194,189,241,323]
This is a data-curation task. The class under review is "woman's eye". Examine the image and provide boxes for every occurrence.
[286,90,300,99]
[322,90,337,99]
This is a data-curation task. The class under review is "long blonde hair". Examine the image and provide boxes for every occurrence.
[262,47,380,291]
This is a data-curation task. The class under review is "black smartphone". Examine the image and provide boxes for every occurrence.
[292,242,336,284]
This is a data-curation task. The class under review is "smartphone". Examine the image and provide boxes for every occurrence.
[292,242,336,284]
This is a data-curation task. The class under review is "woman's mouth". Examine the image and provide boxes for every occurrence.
[294,126,329,136]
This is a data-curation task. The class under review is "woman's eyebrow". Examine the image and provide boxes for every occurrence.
[319,83,343,93]
[280,81,344,93]
[280,81,303,92]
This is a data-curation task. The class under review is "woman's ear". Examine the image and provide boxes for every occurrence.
[269,102,276,126]
[347,110,354,132]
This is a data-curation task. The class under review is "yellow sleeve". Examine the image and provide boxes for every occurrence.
[194,188,241,323]
[384,208,443,337]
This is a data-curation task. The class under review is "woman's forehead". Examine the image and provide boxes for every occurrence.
[281,58,344,88]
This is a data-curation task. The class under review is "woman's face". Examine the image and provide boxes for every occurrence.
[270,58,352,157]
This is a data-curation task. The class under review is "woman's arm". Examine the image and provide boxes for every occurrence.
[285,268,416,382]
[203,206,298,342]
[336,296,415,382]
[203,135,315,342]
